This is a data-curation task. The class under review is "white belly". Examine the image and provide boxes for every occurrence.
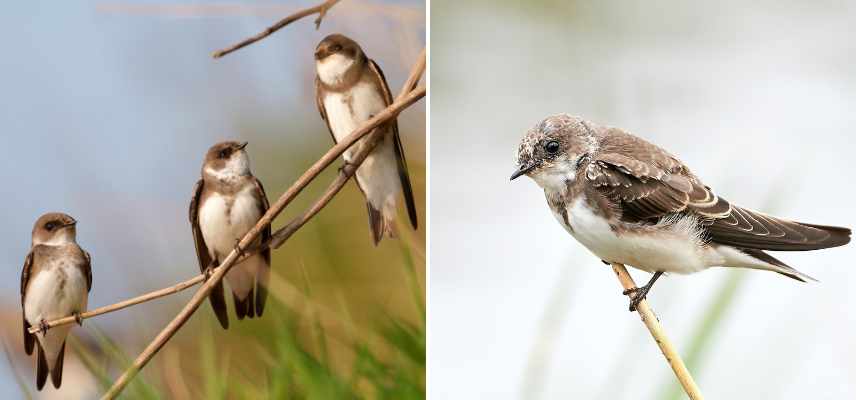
[557,198,709,274]
[24,259,89,365]
[199,188,261,257]
[199,187,263,299]
[323,82,401,211]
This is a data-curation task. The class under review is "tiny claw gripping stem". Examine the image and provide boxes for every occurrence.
[39,319,49,334]
[74,312,84,326]
[234,239,245,258]
[203,266,213,282]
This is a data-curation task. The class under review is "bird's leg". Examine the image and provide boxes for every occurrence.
[74,312,83,326]
[39,318,50,334]
[623,271,664,312]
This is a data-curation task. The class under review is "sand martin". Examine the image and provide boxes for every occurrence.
[21,212,92,390]
[314,33,418,245]
[190,141,271,329]
[512,114,851,310]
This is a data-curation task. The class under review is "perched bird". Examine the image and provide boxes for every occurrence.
[21,212,92,390]
[190,141,271,329]
[314,33,418,245]
[511,114,851,311]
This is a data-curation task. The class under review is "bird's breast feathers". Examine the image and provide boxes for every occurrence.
[24,257,89,325]
[322,81,387,143]
[199,186,262,255]
[552,196,710,274]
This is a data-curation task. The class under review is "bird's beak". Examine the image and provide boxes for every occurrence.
[65,219,77,227]
[314,48,325,60]
[237,142,248,150]
[510,163,536,181]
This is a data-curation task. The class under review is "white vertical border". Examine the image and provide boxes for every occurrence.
[423,0,431,397]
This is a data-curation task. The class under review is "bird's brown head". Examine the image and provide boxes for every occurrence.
[202,141,251,181]
[511,114,596,189]
[32,212,77,246]
[314,33,363,61]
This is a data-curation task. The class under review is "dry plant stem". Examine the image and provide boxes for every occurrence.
[101,87,425,400]
[29,275,205,334]
[211,0,341,58]
[611,263,704,400]
[33,49,426,336]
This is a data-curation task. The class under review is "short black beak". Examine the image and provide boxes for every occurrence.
[237,142,248,150]
[510,164,535,181]
[65,219,77,227]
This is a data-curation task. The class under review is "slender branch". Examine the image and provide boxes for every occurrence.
[29,275,205,334]
[101,74,425,399]
[30,49,426,336]
[211,0,342,59]
[611,263,705,400]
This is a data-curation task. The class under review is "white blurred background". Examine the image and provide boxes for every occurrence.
[430,1,856,399]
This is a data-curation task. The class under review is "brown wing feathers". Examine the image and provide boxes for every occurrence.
[588,130,849,251]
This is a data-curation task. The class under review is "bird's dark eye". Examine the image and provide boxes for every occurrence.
[218,149,230,159]
[544,140,560,155]
[45,222,55,231]
[330,44,342,52]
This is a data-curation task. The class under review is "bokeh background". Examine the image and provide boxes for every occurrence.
[0,1,424,398]
[431,1,855,399]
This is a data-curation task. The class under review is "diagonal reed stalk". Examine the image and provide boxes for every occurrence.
[610,263,705,400]
[98,51,425,399]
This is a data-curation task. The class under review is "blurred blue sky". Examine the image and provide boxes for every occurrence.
[0,1,423,396]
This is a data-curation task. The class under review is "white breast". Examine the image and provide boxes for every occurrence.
[24,260,89,325]
[199,186,262,259]
[322,82,387,146]
[556,197,709,274]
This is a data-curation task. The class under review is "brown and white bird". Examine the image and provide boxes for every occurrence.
[314,33,418,245]
[21,212,92,390]
[511,114,851,311]
[190,141,271,329]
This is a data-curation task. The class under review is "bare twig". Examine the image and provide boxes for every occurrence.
[32,49,425,335]
[211,0,342,59]
[611,263,705,400]
[29,274,205,334]
[101,72,425,400]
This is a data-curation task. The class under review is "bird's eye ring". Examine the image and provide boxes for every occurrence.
[219,149,229,159]
[544,140,560,154]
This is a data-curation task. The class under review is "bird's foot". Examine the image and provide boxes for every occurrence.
[338,161,357,175]
[622,285,651,312]
[233,239,245,258]
[74,312,84,326]
[203,265,214,282]
[39,319,50,334]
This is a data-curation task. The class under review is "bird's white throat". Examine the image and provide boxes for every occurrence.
[205,153,251,183]
[316,54,355,86]
[33,231,76,246]
[530,161,576,196]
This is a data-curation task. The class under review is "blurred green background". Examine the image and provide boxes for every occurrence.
[0,1,424,398]
[431,1,855,399]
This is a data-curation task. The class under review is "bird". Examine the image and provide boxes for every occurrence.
[313,33,418,245]
[21,212,92,390]
[511,114,851,311]
[190,141,271,329]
